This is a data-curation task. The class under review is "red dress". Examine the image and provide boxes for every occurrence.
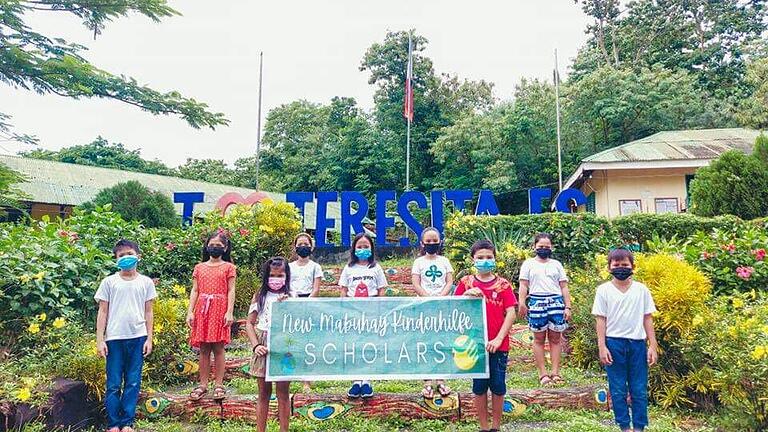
[190,261,236,348]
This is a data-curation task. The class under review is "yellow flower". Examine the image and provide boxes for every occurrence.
[752,345,768,361]
[36,313,47,322]
[18,274,31,283]
[155,323,164,334]
[33,271,45,281]
[52,317,66,329]
[15,387,31,402]
[172,284,187,296]
[27,323,40,334]
[762,325,768,335]
[733,298,745,309]
[691,315,704,327]
[497,261,506,269]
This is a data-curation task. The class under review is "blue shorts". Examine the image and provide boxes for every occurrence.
[472,351,508,396]
[527,294,568,333]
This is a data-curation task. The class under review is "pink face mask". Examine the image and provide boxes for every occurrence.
[268,276,285,291]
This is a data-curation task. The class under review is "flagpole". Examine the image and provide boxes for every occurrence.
[256,51,264,191]
[554,49,563,193]
[405,34,412,191]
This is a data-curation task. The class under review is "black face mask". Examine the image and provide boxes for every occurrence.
[611,267,633,281]
[296,246,312,258]
[424,243,440,255]
[207,246,225,258]
[535,248,552,259]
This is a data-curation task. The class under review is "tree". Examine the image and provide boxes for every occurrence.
[0,163,27,212]
[737,58,768,129]
[175,158,237,186]
[689,143,768,219]
[0,0,228,140]
[82,181,179,228]
[20,137,174,175]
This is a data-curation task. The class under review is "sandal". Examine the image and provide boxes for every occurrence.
[437,383,452,397]
[550,374,565,385]
[189,385,207,401]
[121,427,135,432]
[539,375,552,386]
[422,384,434,399]
[212,385,227,401]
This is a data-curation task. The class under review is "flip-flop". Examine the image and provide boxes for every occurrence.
[437,383,452,397]
[539,375,552,386]
[550,374,565,385]
[422,384,434,399]
[212,385,227,401]
[188,385,207,401]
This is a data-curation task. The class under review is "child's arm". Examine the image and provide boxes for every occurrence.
[595,315,613,365]
[644,314,658,365]
[560,281,572,321]
[488,306,517,353]
[518,280,529,316]
[143,299,154,357]
[440,271,454,296]
[244,301,268,357]
[412,273,429,297]
[225,271,236,326]
[96,300,109,358]
[186,279,199,328]
[310,266,322,297]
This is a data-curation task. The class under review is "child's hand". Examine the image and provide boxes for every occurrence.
[518,304,528,318]
[253,345,268,357]
[143,339,153,357]
[277,294,290,302]
[486,337,502,353]
[97,341,108,358]
[463,287,484,298]
[224,312,234,327]
[599,346,613,366]
[564,308,572,321]
[186,313,194,328]
[647,345,658,366]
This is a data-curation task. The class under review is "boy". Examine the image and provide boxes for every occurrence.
[95,239,157,432]
[455,239,517,432]
[592,248,658,432]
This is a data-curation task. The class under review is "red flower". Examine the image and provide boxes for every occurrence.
[164,242,176,251]
[58,230,69,238]
[736,266,754,280]
[69,232,79,241]
[238,228,250,237]
[721,243,736,253]
[753,249,766,261]
[701,251,714,260]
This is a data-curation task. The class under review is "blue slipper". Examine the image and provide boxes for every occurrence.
[347,383,361,398]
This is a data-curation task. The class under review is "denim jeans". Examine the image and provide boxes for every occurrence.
[605,337,648,431]
[472,351,508,396]
[105,336,146,428]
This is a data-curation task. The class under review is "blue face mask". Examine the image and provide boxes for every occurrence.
[116,255,139,270]
[355,248,372,260]
[474,259,496,274]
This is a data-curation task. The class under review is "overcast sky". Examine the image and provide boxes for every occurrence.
[0,1,590,167]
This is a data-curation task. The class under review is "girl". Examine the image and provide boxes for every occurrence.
[518,233,571,386]
[288,233,322,392]
[187,231,236,401]
[338,233,388,399]
[411,227,454,399]
[245,257,293,432]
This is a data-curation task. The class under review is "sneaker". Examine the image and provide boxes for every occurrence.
[347,383,361,398]
[360,383,374,398]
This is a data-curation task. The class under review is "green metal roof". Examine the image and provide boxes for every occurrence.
[0,155,339,229]
[584,128,760,163]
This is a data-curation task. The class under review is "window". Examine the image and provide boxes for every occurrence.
[619,199,642,216]
[655,198,679,214]
[586,192,596,213]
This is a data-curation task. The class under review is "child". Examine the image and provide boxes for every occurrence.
[592,248,658,432]
[288,233,322,392]
[455,239,517,432]
[95,239,156,432]
[518,232,571,386]
[186,231,237,402]
[245,257,293,432]
[338,232,388,399]
[411,227,454,398]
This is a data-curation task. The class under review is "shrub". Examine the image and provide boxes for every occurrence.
[685,226,768,295]
[235,267,260,316]
[146,294,191,386]
[613,213,744,250]
[81,181,180,228]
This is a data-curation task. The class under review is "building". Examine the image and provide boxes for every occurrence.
[563,128,760,217]
[0,155,338,228]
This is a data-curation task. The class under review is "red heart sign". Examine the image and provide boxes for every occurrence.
[215,192,270,214]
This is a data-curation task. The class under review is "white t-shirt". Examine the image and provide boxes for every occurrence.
[519,258,568,296]
[591,281,657,340]
[94,273,157,341]
[338,263,388,297]
[411,255,454,296]
[289,260,323,296]
[248,291,288,331]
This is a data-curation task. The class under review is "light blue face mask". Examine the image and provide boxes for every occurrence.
[474,259,496,274]
[355,248,372,260]
[116,255,139,270]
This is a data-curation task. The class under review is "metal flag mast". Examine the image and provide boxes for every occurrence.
[554,49,563,193]
[405,34,413,191]
[256,51,264,191]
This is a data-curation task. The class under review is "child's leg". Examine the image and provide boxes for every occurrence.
[212,343,226,387]
[276,381,291,432]
[532,331,549,379]
[104,339,125,429]
[118,336,146,428]
[547,329,563,377]
[528,297,550,379]
[628,339,649,431]
[489,351,508,431]
[605,338,632,431]
[474,392,490,430]
[490,393,504,430]
[256,378,272,432]
[198,343,212,388]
